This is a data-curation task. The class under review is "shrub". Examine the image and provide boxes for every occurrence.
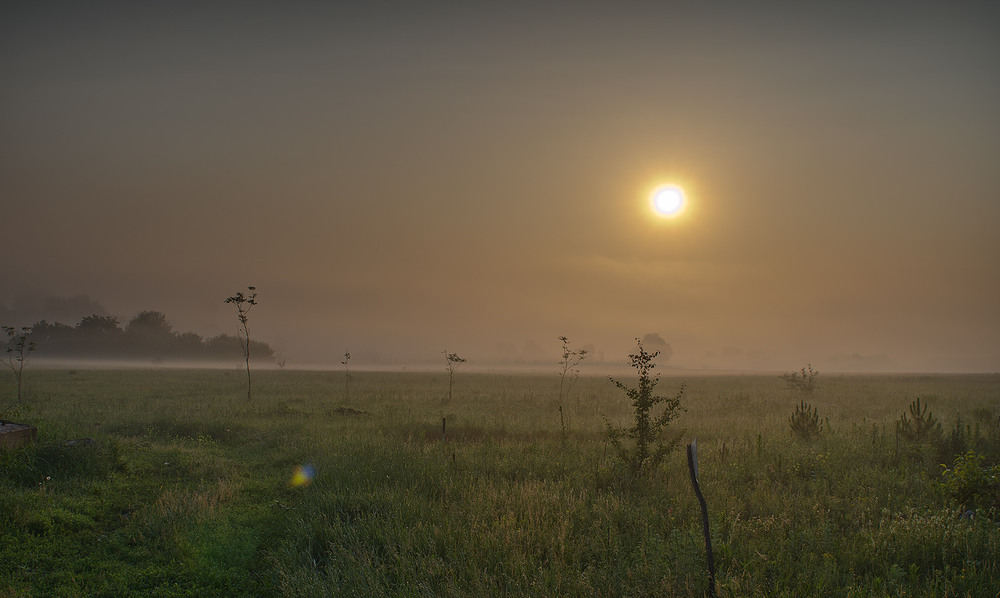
[789,401,822,440]
[897,397,941,443]
[606,339,685,475]
[939,450,1000,513]
[780,364,818,394]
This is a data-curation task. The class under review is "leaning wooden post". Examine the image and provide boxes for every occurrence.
[687,438,717,598]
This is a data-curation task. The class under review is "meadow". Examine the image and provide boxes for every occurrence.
[2,367,998,597]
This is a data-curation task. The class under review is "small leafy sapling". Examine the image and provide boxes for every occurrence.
[2,325,36,421]
[557,336,588,442]
[224,286,258,403]
[341,351,351,400]
[780,364,818,394]
[606,339,686,475]
[443,350,466,405]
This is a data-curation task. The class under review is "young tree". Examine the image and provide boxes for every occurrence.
[606,338,686,475]
[224,286,258,403]
[2,326,36,420]
[557,336,588,442]
[341,350,351,400]
[443,350,466,405]
[789,401,823,440]
[897,397,942,443]
[780,364,818,394]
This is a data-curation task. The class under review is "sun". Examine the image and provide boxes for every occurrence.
[650,185,686,218]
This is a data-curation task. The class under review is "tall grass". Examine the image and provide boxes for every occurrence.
[1,368,998,596]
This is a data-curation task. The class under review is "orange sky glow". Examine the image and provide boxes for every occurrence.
[2,3,998,372]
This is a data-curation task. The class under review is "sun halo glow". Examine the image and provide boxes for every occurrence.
[651,185,686,218]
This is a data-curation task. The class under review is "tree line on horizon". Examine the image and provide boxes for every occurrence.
[24,311,275,363]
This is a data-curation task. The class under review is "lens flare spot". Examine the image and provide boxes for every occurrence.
[290,464,314,487]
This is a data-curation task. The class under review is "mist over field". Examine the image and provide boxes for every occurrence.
[0,291,988,374]
[3,3,998,373]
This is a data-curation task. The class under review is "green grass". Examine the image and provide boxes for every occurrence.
[2,368,998,596]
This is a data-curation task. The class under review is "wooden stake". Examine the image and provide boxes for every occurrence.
[687,439,717,598]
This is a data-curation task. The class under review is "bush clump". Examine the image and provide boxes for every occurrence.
[940,450,1000,514]
[780,364,818,394]
[789,401,822,440]
[897,397,942,443]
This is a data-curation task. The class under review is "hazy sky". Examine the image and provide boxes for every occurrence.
[3,3,998,372]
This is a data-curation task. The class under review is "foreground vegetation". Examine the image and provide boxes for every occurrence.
[2,368,998,596]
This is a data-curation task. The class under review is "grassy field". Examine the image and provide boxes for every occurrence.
[2,367,998,596]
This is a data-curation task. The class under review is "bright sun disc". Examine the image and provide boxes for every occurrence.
[651,185,686,217]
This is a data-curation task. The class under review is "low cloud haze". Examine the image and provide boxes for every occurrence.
[2,3,998,373]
